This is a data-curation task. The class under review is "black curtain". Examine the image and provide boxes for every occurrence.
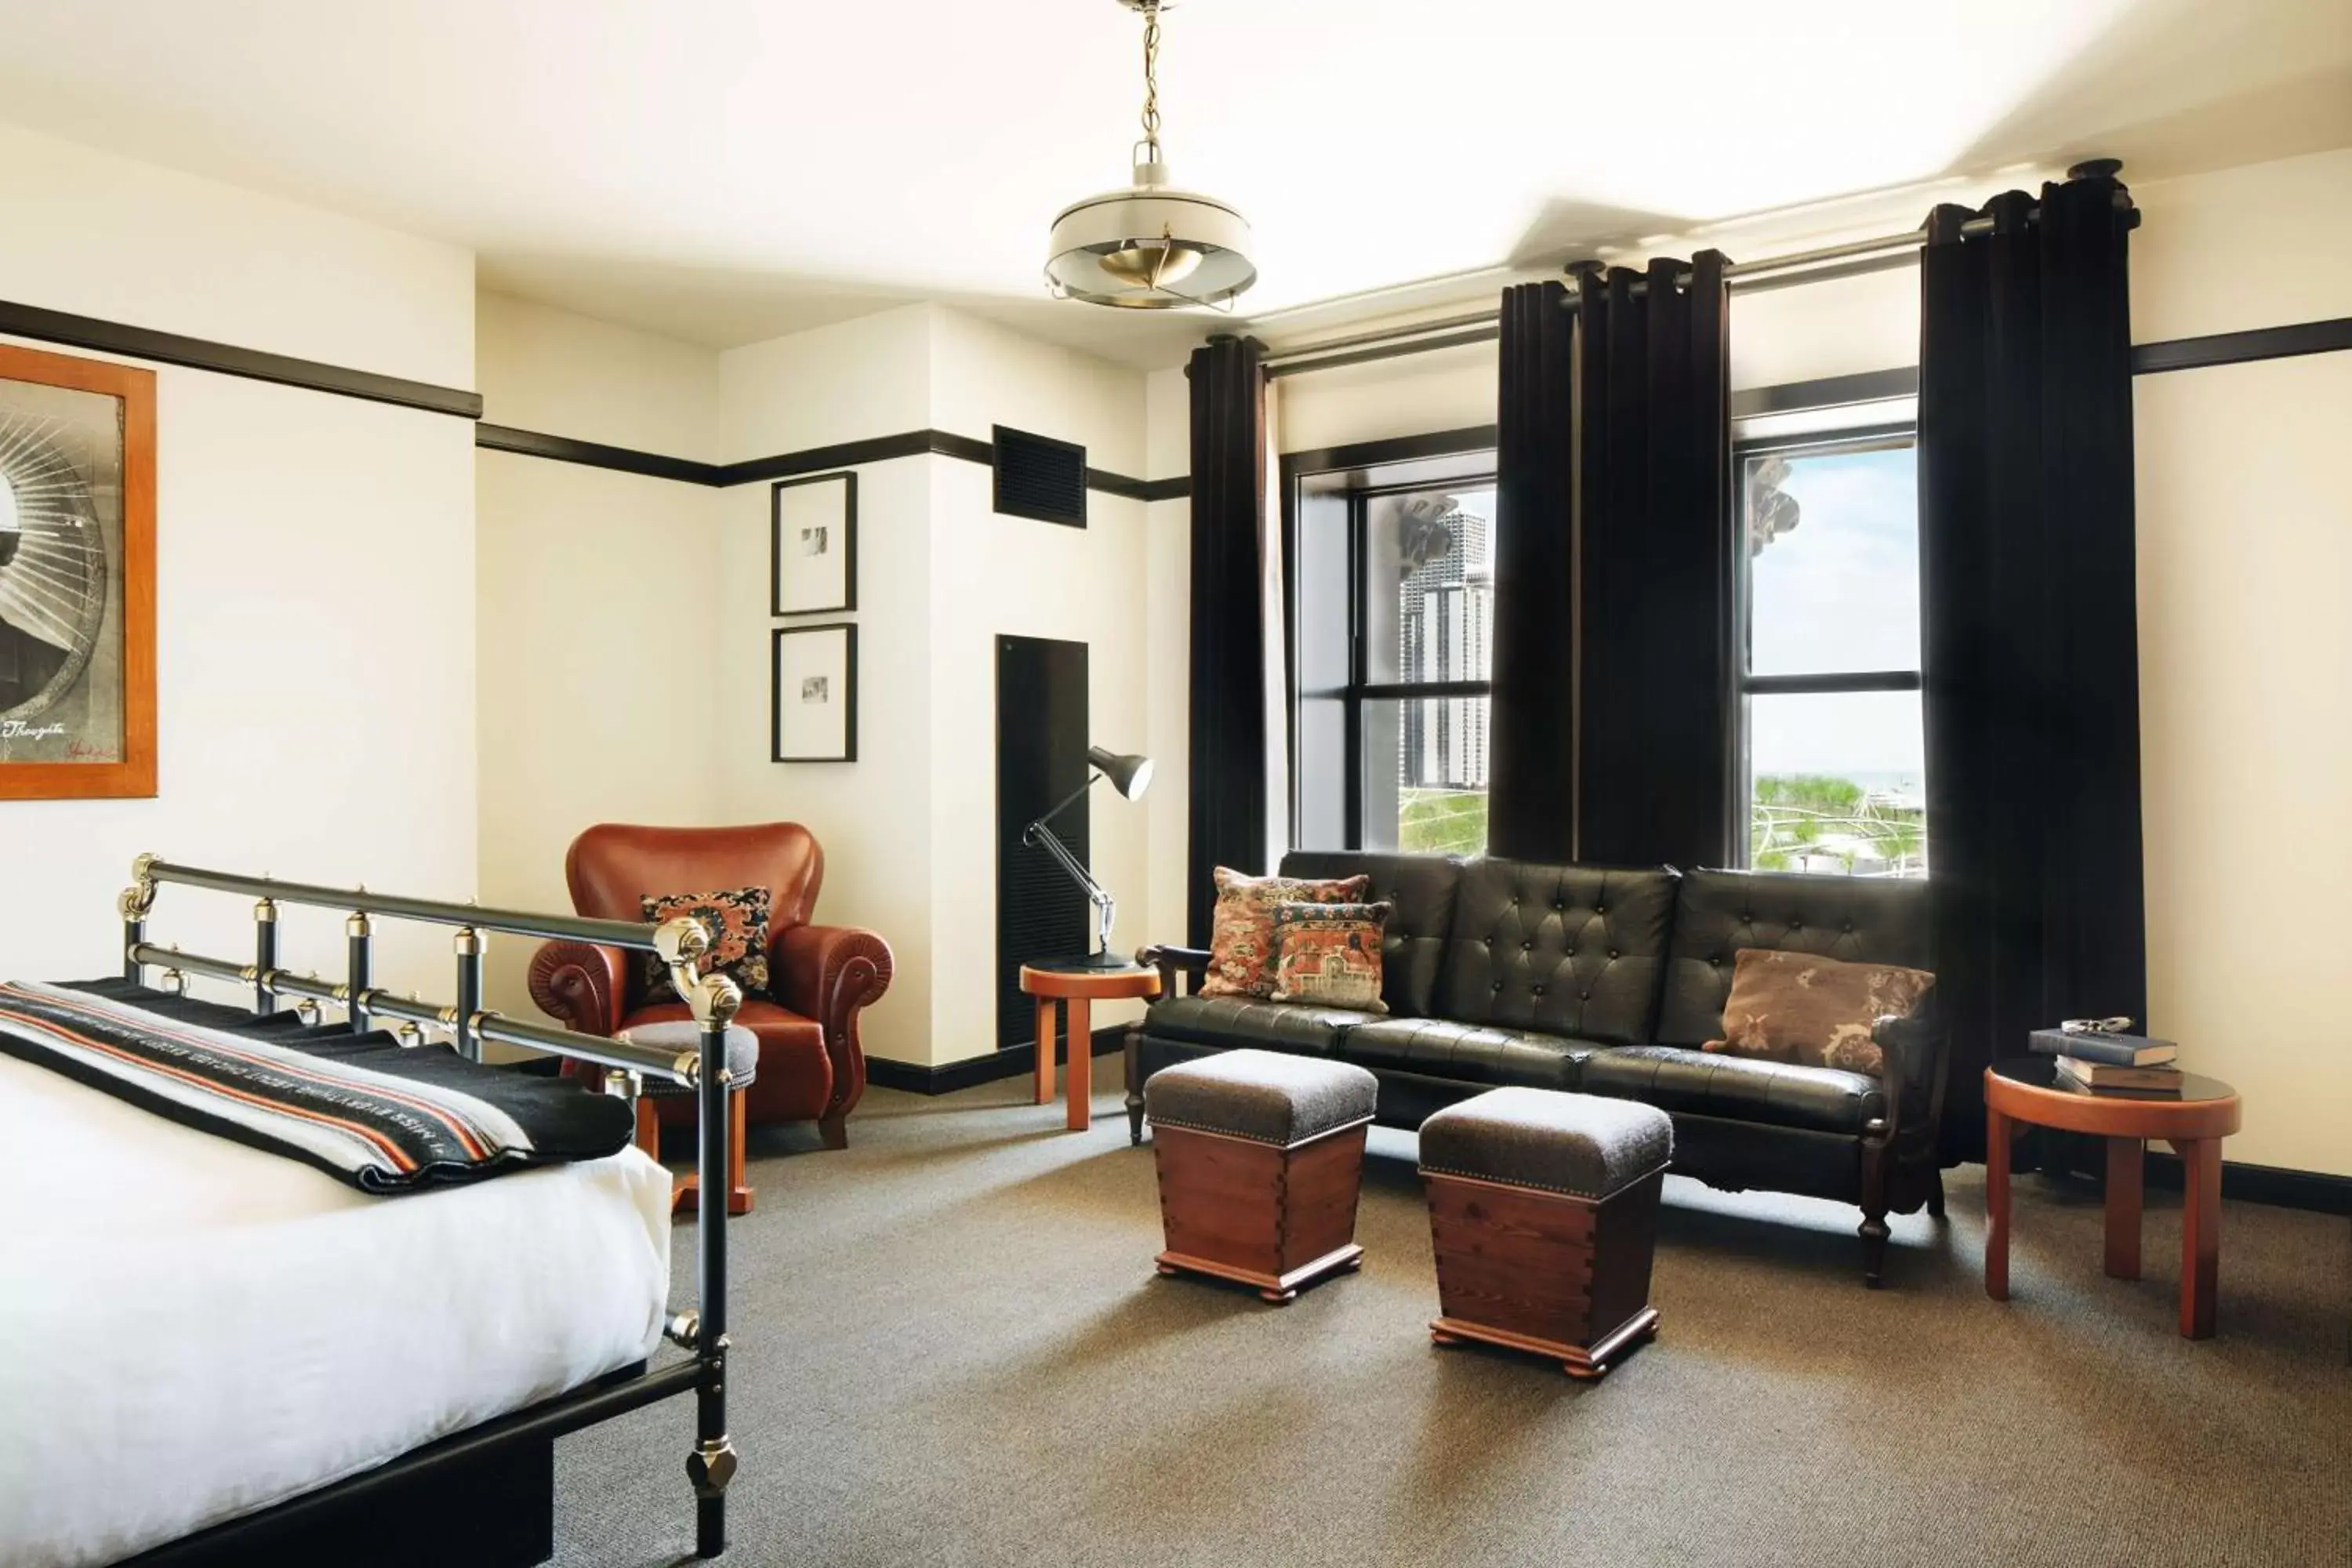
[1486,280,1578,861]
[1185,334,1269,946]
[1919,172,2144,1163]
[1576,253,1733,869]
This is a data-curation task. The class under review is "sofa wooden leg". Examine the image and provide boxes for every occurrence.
[1860,1214,1890,1287]
[1123,1029,1147,1147]
[1859,1121,1891,1287]
[818,1109,849,1151]
[1926,1169,1947,1219]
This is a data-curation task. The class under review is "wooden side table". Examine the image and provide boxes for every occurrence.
[1020,962,1160,1131]
[1984,1057,2242,1339]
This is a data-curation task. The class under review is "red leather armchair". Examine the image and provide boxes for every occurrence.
[526,822,893,1149]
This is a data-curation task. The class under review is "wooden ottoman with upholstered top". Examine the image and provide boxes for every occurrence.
[1143,1047,1378,1303]
[1420,1087,1673,1378]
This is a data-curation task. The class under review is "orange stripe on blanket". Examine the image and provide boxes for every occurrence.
[0,983,495,1161]
[0,1004,420,1173]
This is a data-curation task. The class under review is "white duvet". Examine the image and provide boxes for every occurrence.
[0,1051,673,1568]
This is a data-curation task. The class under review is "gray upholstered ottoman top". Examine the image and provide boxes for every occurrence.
[1417,1087,1671,1199]
[618,1021,760,1095]
[1145,1048,1378,1147]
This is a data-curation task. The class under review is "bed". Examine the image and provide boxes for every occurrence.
[0,858,746,1568]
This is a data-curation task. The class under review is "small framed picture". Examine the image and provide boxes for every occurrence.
[770,472,855,615]
[771,622,857,763]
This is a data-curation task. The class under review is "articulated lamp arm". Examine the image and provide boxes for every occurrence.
[1023,775,1117,960]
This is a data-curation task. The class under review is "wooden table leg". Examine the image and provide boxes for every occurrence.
[1033,996,1058,1106]
[1986,1105,2012,1301]
[2172,1136,2222,1340]
[2104,1135,2143,1280]
[1065,997,1092,1131]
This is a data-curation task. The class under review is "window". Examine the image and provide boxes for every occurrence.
[1735,428,1926,877]
[1290,456,1497,856]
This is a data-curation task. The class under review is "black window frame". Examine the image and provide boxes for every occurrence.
[1283,448,1498,852]
[1730,419,1926,874]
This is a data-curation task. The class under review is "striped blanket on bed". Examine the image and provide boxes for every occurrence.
[0,978,636,1193]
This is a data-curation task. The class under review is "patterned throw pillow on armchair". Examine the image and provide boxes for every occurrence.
[639,886,772,1003]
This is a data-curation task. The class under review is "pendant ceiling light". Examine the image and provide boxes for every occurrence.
[1046,0,1255,310]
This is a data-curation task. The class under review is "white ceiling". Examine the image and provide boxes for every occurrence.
[0,0,2343,368]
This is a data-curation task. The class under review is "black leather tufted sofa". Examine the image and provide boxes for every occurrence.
[1127,851,1947,1287]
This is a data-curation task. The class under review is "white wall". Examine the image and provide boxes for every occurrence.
[1276,340,1497,455]
[924,310,1151,1059]
[474,292,724,1017]
[714,307,938,1064]
[471,299,1157,1069]
[0,123,477,1002]
[1143,366,1192,956]
[2128,148,2352,1177]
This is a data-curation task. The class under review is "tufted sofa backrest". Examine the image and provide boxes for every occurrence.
[1654,867,1933,1047]
[1436,859,1680,1044]
[1278,849,1463,1017]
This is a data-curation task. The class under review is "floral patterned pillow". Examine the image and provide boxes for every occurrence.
[1704,948,1933,1076]
[640,886,772,1004]
[1199,868,1370,1000]
[1271,901,1392,1013]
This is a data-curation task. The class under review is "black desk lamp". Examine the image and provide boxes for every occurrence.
[1022,745,1153,970]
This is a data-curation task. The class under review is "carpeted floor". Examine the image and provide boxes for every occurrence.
[554,1075,2352,1568]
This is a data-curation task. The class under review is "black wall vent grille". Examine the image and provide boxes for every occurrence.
[993,424,1088,528]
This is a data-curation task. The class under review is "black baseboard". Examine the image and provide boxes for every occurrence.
[2146,1152,2352,1216]
[867,1025,1126,1096]
[2031,1134,2352,1218]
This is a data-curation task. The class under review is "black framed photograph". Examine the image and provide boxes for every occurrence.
[770,472,856,615]
[771,622,857,762]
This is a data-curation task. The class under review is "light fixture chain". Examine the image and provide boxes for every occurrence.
[1138,2,1162,158]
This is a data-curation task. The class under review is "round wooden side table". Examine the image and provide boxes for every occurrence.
[1020,962,1160,1132]
[1984,1057,2242,1339]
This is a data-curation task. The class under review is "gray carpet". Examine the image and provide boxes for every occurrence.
[554,1076,2352,1568]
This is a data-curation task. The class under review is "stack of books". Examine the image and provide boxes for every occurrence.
[2028,1027,2182,1097]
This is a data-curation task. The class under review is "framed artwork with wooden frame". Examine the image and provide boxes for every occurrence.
[0,343,156,800]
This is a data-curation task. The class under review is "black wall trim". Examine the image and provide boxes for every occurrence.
[725,430,945,486]
[0,297,484,419]
[1133,474,1192,503]
[1282,424,1501,476]
[2144,1151,2352,1217]
[476,423,724,485]
[2129,316,2352,376]
[866,1025,1125,1096]
[25,289,2333,496]
[1719,318,2352,422]
[1731,366,1921,420]
[473,422,1163,499]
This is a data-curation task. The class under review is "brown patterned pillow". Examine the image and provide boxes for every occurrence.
[1271,901,1392,1012]
[1704,948,1933,1076]
[1199,867,1370,1000]
[640,886,771,1003]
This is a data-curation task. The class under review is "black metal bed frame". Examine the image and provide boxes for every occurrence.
[109,855,743,1565]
